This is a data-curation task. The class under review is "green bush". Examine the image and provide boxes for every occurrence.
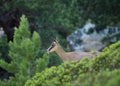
[0,15,49,86]
[73,69,120,86]
[2,0,120,30]
[0,1,120,63]
[25,41,120,86]
[0,35,10,62]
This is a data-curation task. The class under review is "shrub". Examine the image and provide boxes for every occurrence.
[25,41,120,86]
[0,35,10,62]
[0,15,49,86]
[73,69,120,86]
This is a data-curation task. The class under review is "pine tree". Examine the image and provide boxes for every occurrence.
[0,15,49,86]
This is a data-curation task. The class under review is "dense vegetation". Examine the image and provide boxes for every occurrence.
[25,40,120,86]
[0,0,120,42]
[0,15,49,86]
[0,0,119,69]
[0,0,120,85]
[0,0,120,66]
[0,35,9,62]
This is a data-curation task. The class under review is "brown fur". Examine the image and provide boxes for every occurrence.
[47,40,97,62]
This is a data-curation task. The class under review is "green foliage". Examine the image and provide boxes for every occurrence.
[36,54,49,72]
[0,35,10,62]
[48,53,63,67]
[0,1,120,64]
[0,15,49,86]
[2,0,120,29]
[73,69,120,86]
[77,0,120,29]
[0,0,83,39]
[25,41,120,86]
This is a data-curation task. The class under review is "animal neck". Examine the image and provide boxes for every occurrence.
[55,44,67,61]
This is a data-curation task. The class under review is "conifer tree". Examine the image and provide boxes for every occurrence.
[0,15,49,86]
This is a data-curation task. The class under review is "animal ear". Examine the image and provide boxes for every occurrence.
[51,37,58,43]
[55,37,59,43]
[51,37,56,42]
[56,37,58,41]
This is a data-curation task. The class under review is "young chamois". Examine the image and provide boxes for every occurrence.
[47,39,96,62]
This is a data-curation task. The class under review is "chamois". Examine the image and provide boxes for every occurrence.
[47,39,97,62]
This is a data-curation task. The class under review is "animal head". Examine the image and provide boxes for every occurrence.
[47,39,59,53]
